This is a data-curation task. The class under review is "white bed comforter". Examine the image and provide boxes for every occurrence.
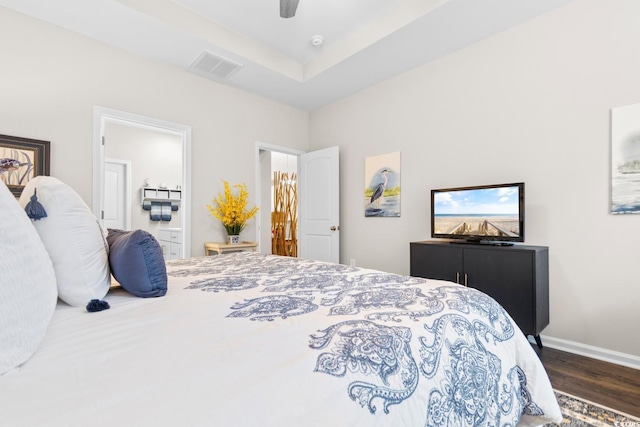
[0,253,561,426]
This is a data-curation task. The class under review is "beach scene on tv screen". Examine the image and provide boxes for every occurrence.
[433,186,520,238]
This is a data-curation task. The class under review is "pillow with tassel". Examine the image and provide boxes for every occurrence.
[19,176,110,307]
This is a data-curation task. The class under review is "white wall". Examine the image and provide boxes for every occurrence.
[271,152,298,175]
[0,6,309,256]
[310,0,640,358]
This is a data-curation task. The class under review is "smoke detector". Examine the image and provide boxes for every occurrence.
[311,35,324,46]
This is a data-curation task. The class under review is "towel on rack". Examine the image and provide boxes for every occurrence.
[150,201,161,221]
[161,202,172,221]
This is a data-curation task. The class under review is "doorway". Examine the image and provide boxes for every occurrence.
[255,143,340,263]
[271,153,298,257]
[104,158,131,231]
[92,106,192,258]
[256,143,302,256]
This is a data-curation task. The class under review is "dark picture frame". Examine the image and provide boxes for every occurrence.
[0,134,51,197]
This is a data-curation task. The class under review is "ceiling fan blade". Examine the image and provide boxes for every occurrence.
[280,0,300,18]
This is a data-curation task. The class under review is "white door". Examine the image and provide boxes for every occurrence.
[104,159,131,231]
[299,146,340,263]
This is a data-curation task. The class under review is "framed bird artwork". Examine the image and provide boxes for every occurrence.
[0,134,50,197]
[364,151,400,217]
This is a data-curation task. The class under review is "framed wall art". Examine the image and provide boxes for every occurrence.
[611,103,640,214]
[364,151,401,217]
[0,134,50,197]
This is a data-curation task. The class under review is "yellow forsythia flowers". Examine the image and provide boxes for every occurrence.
[207,181,259,235]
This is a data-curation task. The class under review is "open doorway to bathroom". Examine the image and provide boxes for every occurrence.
[93,106,192,259]
[104,123,183,259]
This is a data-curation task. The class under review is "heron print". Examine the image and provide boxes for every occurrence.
[0,150,34,187]
[364,151,400,217]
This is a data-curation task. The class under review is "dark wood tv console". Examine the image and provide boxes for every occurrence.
[409,240,549,347]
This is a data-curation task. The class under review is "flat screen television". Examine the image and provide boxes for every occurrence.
[431,182,525,245]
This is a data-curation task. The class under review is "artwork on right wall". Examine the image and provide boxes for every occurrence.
[611,102,640,214]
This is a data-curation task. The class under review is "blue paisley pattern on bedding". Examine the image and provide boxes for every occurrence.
[310,319,418,415]
[228,295,318,321]
[170,252,547,426]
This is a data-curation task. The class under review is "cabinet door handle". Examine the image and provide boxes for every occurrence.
[456,272,460,284]
[464,274,468,287]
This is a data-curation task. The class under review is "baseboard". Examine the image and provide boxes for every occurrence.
[540,335,640,371]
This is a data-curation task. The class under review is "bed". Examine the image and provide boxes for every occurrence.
[1,250,562,426]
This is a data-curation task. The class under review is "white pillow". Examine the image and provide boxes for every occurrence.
[19,176,110,307]
[0,180,58,375]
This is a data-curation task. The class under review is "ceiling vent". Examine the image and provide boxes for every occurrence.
[190,51,243,79]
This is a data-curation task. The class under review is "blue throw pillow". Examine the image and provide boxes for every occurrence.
[106,229,167,298]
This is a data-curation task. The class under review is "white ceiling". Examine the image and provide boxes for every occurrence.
[0,0,573,111]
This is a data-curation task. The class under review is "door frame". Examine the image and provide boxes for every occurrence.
[104,157,132,231]
[93,106,192,258]
[254,141,304,253]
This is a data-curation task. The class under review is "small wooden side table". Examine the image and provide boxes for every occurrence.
[204,241,258,255]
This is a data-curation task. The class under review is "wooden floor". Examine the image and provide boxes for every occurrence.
[534,346,640,417]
